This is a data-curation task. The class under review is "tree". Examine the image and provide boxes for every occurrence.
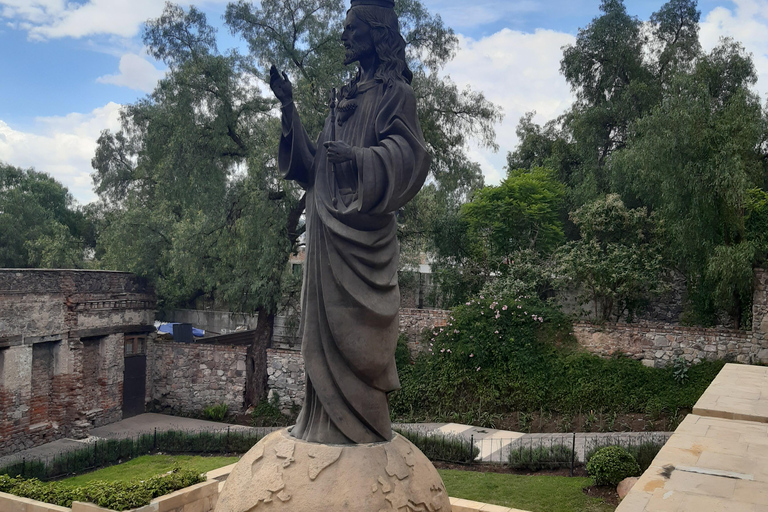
[611,39,764,326]
[0,164,88,268]
[92,0,500,405]
[431,167,565,305]
[557,194,667,322]
[514,0,701,205]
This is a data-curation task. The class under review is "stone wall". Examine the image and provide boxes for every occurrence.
[148,340,247,415]
[0,270,155,456]
[399,308,450,356]
[573,268,768,367]
[266,348,305,413]
[572,322,759,367]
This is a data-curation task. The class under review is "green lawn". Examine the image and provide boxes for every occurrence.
[54,455,613,512]
[56,455,240,488]
[438,469,615,512]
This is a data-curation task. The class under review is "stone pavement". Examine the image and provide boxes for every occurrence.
[617,363,768,511]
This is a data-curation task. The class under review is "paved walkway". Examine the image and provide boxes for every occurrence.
[395,422,671,463]
[0,413,671,469]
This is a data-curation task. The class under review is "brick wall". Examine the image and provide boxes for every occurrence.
[0,270,155,456]
[148,340,247,415]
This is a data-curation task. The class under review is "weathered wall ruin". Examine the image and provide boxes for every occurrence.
[0,270,155,456]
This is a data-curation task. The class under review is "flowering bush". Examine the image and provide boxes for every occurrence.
[424,294,563,372]
[390,291,723,424]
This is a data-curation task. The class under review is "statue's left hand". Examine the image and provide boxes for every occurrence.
[324,141,353,163]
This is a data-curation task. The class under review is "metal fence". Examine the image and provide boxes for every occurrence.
[1,426,671,481]
[0,427,277,481]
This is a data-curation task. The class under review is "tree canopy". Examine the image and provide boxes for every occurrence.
[0,164,90,269]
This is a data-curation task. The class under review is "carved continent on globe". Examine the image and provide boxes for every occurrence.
[214,429,451,511]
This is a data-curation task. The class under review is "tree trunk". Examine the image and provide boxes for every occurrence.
[245,308,274,407]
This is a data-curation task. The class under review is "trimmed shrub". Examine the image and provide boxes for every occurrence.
[586,446,641,486]
[395,430,479,464]
[507,443,574,471]
[0,467,203,511]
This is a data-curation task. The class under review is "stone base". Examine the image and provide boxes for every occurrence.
[214,428,451,511]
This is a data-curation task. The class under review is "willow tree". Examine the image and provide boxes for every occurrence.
[92,0,499,405]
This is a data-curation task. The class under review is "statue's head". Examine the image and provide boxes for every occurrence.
[343,0,412,85]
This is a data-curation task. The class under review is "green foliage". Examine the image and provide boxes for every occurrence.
[586,446,641,486]
[395,333,412,371]
[395,430,478,464]
[251,392,291,427]
[672,356,690,385]
[0,430,261,481]
[432,167,565,306]
[507,443,574,472]
[611,39,763,326]
[390,292,724,422]
[585,438,666,473]
[203,403,229,422]
[0,468,203,510]
[0,163,90,268]
[556,194,668,321]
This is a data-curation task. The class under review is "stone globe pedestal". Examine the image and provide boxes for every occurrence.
[214,429,451,511]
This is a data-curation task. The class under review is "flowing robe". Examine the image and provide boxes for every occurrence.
[279,79,429,444]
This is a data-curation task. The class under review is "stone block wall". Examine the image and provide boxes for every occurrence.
[266,348,305,413]
[0,270,155,456]
[148,340,247,415]
[572,268,768,367]
[399,308,450,356]
[572,322,758,367]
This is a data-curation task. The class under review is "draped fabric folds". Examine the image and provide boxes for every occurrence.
[278,79,429,444]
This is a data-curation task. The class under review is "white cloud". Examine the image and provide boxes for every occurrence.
[97,53,165,92]
[0,103,123,204]
[429,0,541,30]
[700,0,768,99]
[0,0,229,40]
[442,28,576,184]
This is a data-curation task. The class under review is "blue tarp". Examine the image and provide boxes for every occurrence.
[157,323,205,337]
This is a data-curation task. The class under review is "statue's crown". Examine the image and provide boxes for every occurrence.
[350,0,395,8]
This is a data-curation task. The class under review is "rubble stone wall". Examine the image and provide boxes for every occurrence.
[148,341,247,415]
[573,268,768,367]
[266,348,305,414]
[399,308,450,356]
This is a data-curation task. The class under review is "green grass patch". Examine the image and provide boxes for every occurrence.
[438,469,614,512]
[56,455,239,488]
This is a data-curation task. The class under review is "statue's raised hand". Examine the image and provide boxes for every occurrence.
[269,65,293,106]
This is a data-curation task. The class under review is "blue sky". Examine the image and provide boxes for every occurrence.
[1,0,767,204]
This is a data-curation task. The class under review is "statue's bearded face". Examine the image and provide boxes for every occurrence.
[341,10,374,66]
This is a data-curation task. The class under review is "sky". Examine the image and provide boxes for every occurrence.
[1,0,768,204]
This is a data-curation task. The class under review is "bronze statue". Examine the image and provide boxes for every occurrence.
[269,0,430,445]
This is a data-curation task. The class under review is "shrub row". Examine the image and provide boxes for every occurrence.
[0,429,262,481]
[0,467,203,511]
[395,429,479,464]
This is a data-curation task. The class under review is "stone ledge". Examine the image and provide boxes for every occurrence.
[449,497,530,512]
